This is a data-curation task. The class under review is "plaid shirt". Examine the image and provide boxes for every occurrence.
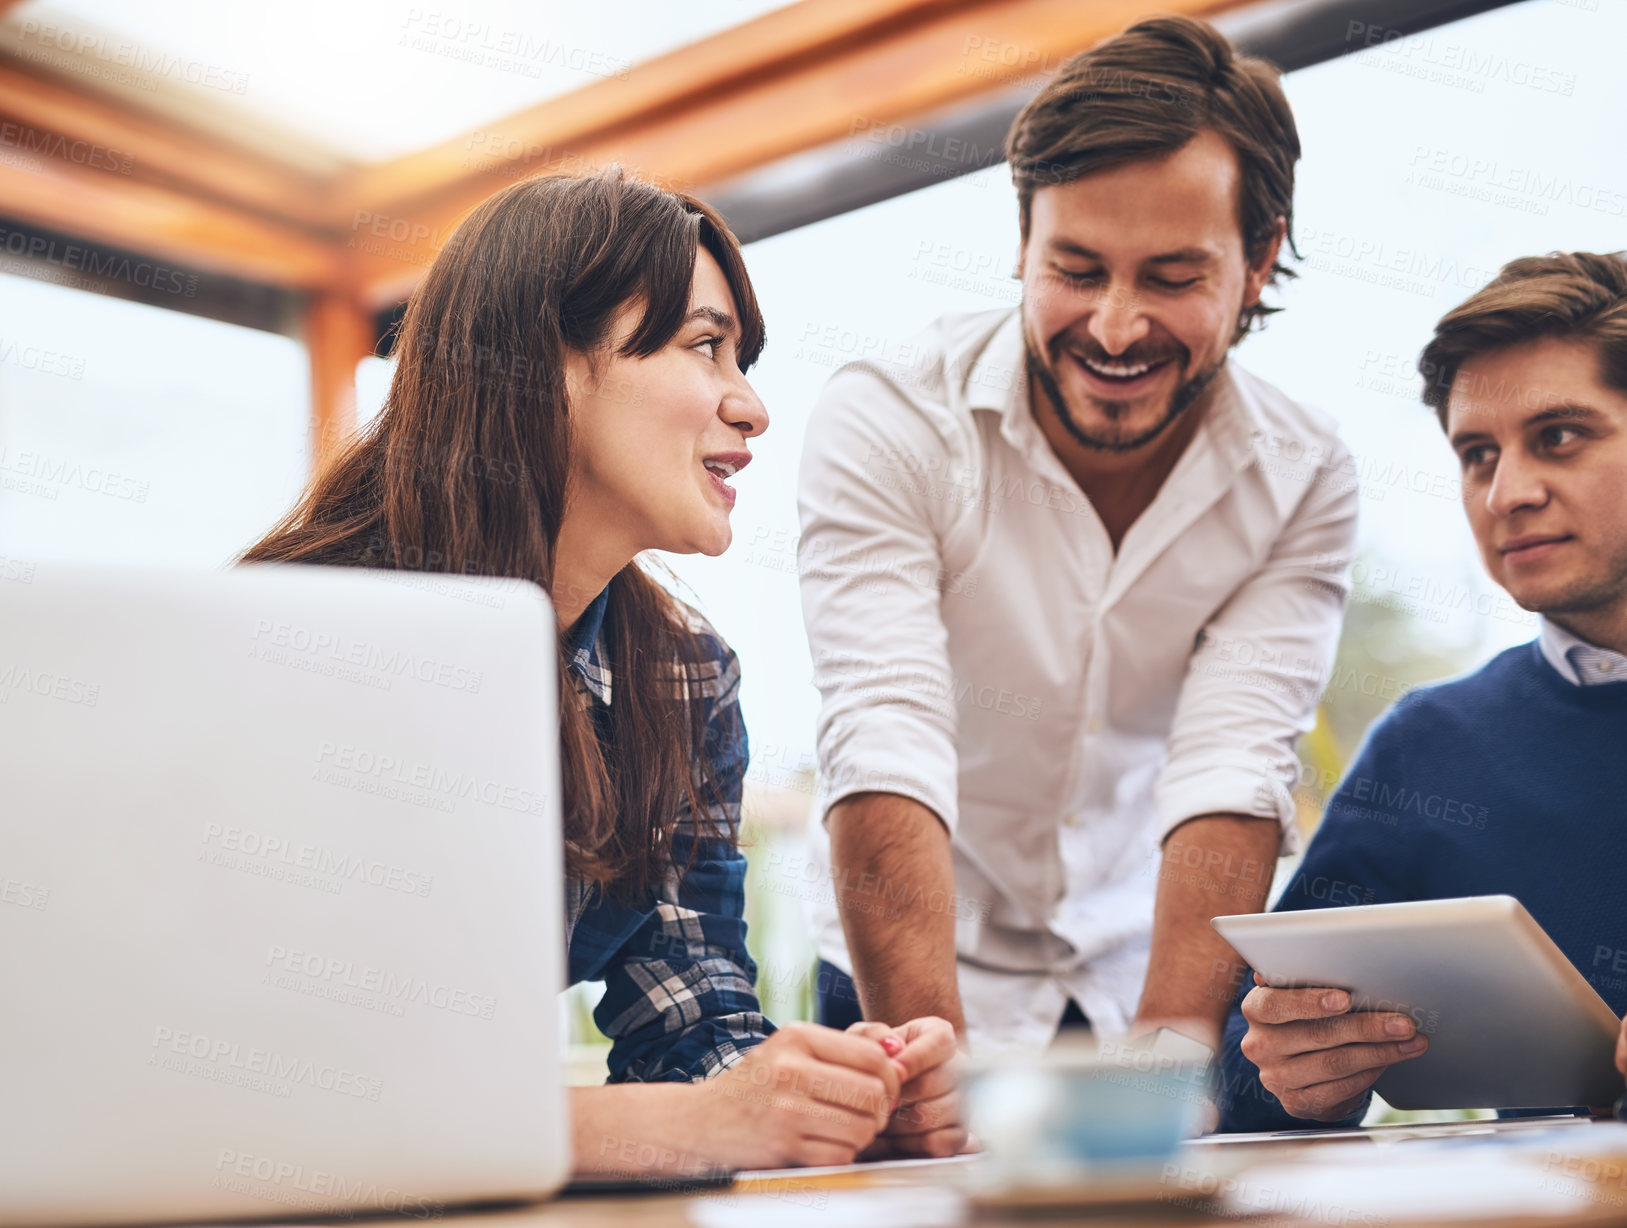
[561,584,772,1082]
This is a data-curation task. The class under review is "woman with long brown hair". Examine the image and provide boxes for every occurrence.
[243,168,960,1174]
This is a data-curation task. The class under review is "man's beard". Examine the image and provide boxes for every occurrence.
[1025,333,1222,454]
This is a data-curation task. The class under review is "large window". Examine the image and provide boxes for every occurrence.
[0,273,308,567]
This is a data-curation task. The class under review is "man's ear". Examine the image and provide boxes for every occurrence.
[1244,216,1288,307]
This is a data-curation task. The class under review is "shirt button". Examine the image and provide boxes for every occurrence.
[1601,661,1615,674]
[1051,902,1066,922]
[1087,717,1102,734]
[1063,812,1079,827]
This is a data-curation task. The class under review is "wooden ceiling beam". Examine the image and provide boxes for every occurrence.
[0,0,1259,307]
[0,57,336,230]
[344,0,1249,303]
[343,0,980,210]
[0,152,339,288]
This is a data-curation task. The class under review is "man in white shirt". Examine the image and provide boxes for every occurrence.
[795,12,1358,1116]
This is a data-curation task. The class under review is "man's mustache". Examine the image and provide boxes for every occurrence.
[1052,339,1187,368]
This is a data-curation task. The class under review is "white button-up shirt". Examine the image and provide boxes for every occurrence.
[796,307,1358,1053]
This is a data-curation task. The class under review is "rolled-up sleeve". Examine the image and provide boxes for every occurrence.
[797,365,963,834]
[576,643,772,1082]
[1154,439,1360,853]
[591,836,769,1083]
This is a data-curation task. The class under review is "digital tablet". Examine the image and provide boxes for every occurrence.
[1212,895,1624,1110]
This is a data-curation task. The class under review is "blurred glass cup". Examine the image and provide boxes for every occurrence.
[965,1031,1213,1196]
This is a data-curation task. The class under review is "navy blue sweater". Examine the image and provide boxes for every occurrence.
[1217,640,1627,1132]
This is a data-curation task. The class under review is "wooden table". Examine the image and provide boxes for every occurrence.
[422,1117,1627,1228]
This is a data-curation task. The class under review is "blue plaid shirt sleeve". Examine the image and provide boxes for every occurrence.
[566,610,773,1083]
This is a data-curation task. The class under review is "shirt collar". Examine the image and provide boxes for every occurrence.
[965,309,1028,422]
[563,584,612,705]
[1538,617,1627,686]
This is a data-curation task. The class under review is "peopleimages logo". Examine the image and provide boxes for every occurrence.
[264,944,497,1020]
[313,741,546,817]
[213,1149,441,1218]
[249,619,483,694]
[0,661,99,706]
[0,444,150,501]
[200,822,434,898]
[150,1025,383,1100]
[0,230,198,298]
[1,875,49,910]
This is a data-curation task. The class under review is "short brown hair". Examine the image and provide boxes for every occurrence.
[1004,14,1301,341]
[1418,251,1627,429]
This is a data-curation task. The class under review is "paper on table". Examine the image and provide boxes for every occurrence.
[688,1185,965,1228]
[1188,1114,1591,1146]
[732,1154,979,1183]
[1222,1155,1595,1221]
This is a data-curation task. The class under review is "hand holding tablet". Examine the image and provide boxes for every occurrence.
[1238,974,1430,1121]
[1214,896,1624,1115]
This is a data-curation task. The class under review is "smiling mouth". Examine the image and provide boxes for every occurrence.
[1069,352,1175,387]
[701,459,740,508]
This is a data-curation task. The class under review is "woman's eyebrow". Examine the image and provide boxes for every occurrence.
[685,306,737,333]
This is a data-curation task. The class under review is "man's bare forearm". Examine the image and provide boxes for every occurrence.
[1135,813,1281,1047]
[828,792,966,1035]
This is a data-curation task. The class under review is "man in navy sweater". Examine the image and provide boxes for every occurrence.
[1218,250,1627,1132]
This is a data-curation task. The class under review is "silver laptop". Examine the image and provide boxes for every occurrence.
[0,562,568,1225]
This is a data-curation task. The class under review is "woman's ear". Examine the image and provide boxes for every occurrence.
[562,346,596,411]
